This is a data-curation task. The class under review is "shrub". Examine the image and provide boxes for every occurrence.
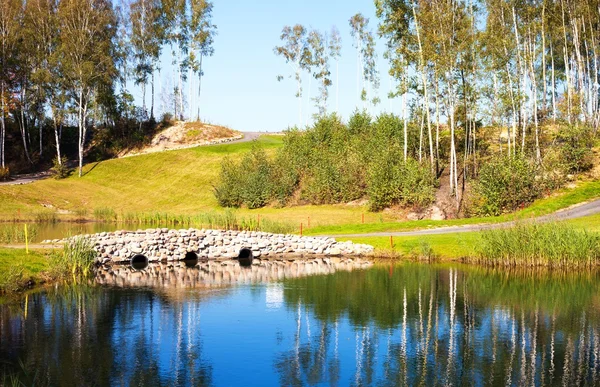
[214,146,273,209]
[240,146,272,209]
[52,157,71,179]
[555,125,594,173]
[473,154,539,216]
[0,166,9,181]
[368,152,436,211]
[214,157,245,207]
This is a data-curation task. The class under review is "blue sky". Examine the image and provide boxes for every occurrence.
[143,0,396,132]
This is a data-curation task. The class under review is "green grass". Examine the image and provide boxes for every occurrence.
[0,135,395,228]
[341,233,478,260]
[306,179,600,236]
[0,248,51,291]
[475,222,600,268]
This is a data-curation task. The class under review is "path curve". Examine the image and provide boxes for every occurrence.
[329,198,600,238]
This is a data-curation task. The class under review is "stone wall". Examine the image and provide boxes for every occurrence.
[49,228,374,264]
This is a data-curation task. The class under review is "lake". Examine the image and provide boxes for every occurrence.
[1,261,599,386]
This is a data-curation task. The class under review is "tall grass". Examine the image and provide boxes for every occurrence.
[475,222,600,268]
[118,209,296,234]
[0,225,38,244]
[0,265,25,292]
[49,237,97,283]
[94,207,117,222]
[34,211,58,223]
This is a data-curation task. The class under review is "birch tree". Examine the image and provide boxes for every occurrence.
[58,0,117,177]
[274,24,310,127]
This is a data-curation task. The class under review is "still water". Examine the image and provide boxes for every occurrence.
[1,261,600,386]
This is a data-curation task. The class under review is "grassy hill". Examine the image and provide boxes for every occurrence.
[0,135,394,228]
[1,133,600,237]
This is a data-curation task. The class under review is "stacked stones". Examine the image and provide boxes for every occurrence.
[96,257,373,288]
[46,228,374,264]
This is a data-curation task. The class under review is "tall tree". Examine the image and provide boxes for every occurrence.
[188,0,216,121]
[307,29,331,117]
[0,0,22,169]
[58,0,117,176]
[349,13,380,109]
[328,26,342,113]
[274,24,310,127]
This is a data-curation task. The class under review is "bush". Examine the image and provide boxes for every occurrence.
[0,166,9,181]
[52,157,71,179]
[214,146,273,209]
[555,125,594,173]
[368,152,436,211]
[473,154,539,216]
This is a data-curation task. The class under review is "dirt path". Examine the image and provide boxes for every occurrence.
[327,198,600,238]
[0,171,52,186]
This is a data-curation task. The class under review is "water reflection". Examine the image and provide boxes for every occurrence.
[95,258,373,289]
[1,264,599,386]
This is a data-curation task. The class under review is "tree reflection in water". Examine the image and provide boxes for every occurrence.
[0,261,599,386]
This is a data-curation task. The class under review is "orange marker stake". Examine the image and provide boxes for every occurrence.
[362,213,365,224]
[308,216,310,228]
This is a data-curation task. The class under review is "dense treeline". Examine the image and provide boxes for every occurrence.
[238,0,600,216]
[0,0,216,177]
[215,111,591,215]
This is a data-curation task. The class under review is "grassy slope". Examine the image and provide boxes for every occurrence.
[0,136,395,227]
[305,179,600,236]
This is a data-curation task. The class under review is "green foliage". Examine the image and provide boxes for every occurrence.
[214,112,436,211]
[51,157,71,179]
[0,225,38,244]
[0,167,9,181]
[554,125,594,174]
[93,207,117,222]
[214,145,273,209]
[473,154,540,216]
[476,222,600,268]
[368,153,436,211]
[49,237,97,282]
[0,264,24,292]
[34,211,58,224]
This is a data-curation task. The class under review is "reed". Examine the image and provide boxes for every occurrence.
[114,209,296,234]
[93,207,117,222]
[49,237,97,283]
[0,225,38,244]
[475,222,600,268]
[34,211,58,223]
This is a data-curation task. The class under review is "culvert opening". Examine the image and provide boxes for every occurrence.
[237,248,253,267]
[183,251,199,267]
[131,254,149,270]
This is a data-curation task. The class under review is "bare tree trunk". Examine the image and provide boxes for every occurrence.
[403,72,408,162]
[412,1,433,169]
[53,119,62,164]
[0,82,5,169]
[197,54,203,121]
[551,41,557,122]
[150,68,155,121]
